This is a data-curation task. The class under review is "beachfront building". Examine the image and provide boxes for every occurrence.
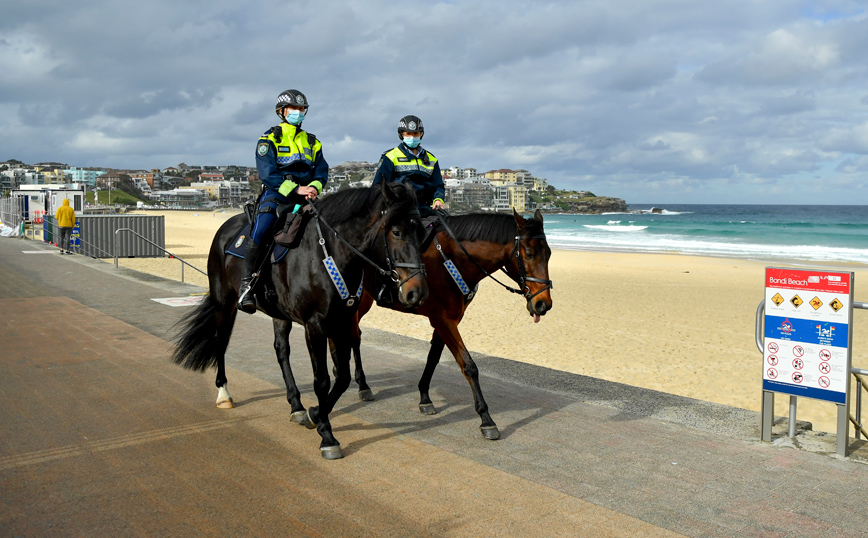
[149,188,207,208]
[527,177,548,193]
[489,183,528,212]
[21,170,46,185]
[492,185,511,211]
[41,168,69,185]
[445,183,494,210]
[179,180,252,206]
[130,171,158,190]
[66,167,106,188]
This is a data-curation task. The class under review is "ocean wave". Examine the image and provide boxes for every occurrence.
[582,224,648,232]
[631,209,692,216]
[545,234,868,264]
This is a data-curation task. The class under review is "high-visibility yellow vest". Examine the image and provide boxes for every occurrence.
[259,123,321,167]
[384,147,437,177]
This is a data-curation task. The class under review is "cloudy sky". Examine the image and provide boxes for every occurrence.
[2,1,867,204]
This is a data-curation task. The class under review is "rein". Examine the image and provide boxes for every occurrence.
[308,199,426,290]
[436,216,553,306]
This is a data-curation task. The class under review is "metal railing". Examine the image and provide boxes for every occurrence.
[114,227,206,283]
[0,197,24,230]
[851,301,867,440]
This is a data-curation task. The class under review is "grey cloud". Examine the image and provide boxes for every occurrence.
[2,0,868,204]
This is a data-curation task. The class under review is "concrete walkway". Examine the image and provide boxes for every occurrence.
[1,237,866,537]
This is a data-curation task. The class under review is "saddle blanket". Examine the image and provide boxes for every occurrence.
[225,224,291,263]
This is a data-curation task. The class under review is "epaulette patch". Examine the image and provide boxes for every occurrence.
[257,142,270,157]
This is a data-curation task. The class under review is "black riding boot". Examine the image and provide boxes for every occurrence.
[237,240,262,314]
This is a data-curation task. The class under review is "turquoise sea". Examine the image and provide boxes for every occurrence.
[542,204,868,266]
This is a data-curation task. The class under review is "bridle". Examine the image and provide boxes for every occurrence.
[506,233,554,306]
[437,217,553,310]
[309,200,426,288]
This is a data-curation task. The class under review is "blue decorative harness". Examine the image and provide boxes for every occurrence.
[314,217,364,307]
[433,234,478,302]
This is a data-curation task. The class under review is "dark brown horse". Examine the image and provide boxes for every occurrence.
[349,209,553,439]
[171,182,428,459]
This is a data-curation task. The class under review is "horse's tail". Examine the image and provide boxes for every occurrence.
[171,294,223,372]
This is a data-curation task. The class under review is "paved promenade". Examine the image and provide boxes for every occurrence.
[1,236,867,537]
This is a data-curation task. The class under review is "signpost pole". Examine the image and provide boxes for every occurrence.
[837,404,848,456]
[761,390,774,442]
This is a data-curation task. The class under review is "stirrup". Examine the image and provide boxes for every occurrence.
[237,279,256,313]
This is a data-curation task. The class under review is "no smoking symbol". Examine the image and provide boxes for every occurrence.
[819,362,831,374]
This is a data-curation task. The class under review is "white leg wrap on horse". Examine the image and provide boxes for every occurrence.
[216,384,234,409]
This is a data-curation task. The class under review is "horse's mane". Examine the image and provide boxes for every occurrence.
[444,212,543,243]
[316,182,418,243]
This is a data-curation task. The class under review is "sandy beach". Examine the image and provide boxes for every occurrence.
[112,209,868,435]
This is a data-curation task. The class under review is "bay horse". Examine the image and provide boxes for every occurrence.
[171,182,428,459]
[349,209,553,440]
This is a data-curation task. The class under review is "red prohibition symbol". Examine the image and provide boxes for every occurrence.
[818,376,831,388]
[767,342,779,354]
[819,349,832,361]
[792,372,804,383]
[767,368,778,379]
[792,346,805,358]
[792,358,804,370]
[767,355,779,366]
[819,362,831,374]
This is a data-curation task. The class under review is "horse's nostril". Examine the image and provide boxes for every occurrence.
[535,301,549,315]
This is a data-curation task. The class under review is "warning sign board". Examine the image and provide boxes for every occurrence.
[763,268,853,404]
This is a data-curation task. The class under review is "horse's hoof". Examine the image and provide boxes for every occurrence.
[320,445,344,460]
[216,398,234,409]
[358,389,375,402]
[299,409,317,429]
[480,425,501,440]
[419,403,437,415]
[290,410,307,423]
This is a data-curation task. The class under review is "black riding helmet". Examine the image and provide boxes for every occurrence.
[397,115,424,141]
[275,89,309,121]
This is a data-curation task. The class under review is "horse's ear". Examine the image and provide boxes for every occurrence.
[534,209,544,223]
[513,208,525,229]
[380,180,394,204]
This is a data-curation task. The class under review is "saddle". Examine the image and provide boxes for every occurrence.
[228,202,312,262]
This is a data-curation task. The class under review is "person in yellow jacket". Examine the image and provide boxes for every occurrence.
[54,199,76,254]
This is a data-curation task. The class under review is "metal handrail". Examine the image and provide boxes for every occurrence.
[852,373,868,440]
[114,227,206,283]
[851,302,867,440]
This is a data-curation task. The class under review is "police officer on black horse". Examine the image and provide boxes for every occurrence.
[237,89,329,314]
[372,115,445,217]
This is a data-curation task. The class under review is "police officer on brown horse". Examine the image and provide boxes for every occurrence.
[372,115,444,217]
[238,89,329,313]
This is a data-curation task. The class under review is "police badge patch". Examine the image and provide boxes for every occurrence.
[408,121,417,130]
[257,143,269,156]
[235,235,245,248]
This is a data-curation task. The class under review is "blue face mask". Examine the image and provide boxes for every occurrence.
[285,110,305,125]
[403,136,421,149]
